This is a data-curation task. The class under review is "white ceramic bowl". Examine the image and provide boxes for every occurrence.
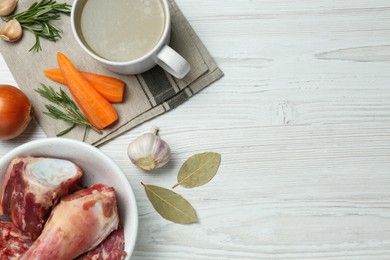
[0,138,138,259]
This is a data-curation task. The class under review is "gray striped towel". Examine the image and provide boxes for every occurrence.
[0,0,223,146]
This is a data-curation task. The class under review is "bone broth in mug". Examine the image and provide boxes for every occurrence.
[79,0,165,62]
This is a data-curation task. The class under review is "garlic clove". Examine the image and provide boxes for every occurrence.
[127,126,171,171]
[0,0,18,16]
[0,19,22,42]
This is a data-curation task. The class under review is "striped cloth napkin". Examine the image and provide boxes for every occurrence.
[0,0,223,146]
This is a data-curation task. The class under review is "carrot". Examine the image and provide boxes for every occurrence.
[44,68,125,103]
[57,52,118,130]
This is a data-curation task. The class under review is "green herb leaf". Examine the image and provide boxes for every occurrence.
[35,83,102,139]
[6,0,71,52]
[142,183,198,224]
[172,152,221,189]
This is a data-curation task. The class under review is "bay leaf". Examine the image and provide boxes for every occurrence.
[172,152,221,189]
[142,183,198,224]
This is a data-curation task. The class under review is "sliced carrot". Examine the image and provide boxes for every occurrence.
[44,68,67,84]
[57,52,118,130]
[44,68,125,103]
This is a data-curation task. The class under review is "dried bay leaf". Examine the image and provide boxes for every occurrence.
[172,152,221,189]
[142,183,198,224]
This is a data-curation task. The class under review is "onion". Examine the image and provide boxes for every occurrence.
[0,85,33,140]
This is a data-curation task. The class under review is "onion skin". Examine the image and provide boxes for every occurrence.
[0,85,33,140]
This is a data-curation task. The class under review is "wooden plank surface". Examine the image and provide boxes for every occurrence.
[1,0,390,259]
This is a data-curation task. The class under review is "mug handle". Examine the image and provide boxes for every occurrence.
[156,45,191,79]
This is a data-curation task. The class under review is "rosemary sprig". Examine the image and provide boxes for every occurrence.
[6,0,71,52]
[35,84,102,139]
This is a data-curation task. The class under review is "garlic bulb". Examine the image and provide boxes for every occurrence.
[0,19,22,42]
[127,126,171,171]
[0,0,18,16]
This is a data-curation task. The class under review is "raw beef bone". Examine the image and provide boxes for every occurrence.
[76,227,127,260]
[21,184,120,260]
[0,156,83,239]
[0,221,33,259]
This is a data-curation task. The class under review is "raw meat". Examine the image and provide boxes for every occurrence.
[21,184,120,260]
[0,156,83,239]
[76,227,127,260]
[0,221,33,259]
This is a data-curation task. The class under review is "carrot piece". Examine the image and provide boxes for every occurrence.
[44,68,125,103]
[57,52,118,130]
[44,68,67,84]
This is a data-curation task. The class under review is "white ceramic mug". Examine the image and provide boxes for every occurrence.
[71,0,191,79]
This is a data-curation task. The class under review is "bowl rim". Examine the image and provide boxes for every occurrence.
[0,138,138,259]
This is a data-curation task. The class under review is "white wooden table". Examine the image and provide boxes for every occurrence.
[1,0,390,259]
